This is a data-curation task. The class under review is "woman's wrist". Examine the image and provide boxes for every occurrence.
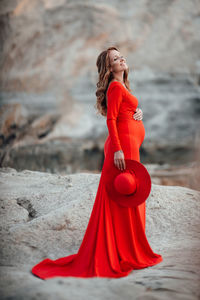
[115,149,123,154]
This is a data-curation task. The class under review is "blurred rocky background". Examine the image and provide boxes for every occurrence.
[0,0,200,190]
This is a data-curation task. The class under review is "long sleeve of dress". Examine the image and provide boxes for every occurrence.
[106,84,123,152]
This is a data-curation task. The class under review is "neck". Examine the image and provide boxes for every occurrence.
[113,72,124,83]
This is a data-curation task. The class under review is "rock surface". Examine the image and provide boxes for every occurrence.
[0,167,200,299]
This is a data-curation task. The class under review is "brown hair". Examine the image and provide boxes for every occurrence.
[95,46,131,117]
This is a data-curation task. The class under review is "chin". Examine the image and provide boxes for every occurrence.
[120,64,128,70]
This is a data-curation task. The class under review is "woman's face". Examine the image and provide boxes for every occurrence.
[108,49,128,73]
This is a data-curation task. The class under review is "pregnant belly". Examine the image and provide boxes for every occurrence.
[117,119,145,146]
[104,119,146,161]
[117,120,146,160]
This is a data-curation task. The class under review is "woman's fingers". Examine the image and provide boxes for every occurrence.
[115,159,120,170]
[119,159,123,170]
[121,159,126,170]
[115,158,126,170]
[114,150,126,171]
[133,108,143,120]
[135,111,142,119]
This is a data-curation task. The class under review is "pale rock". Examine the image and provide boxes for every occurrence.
[0,167,200,299]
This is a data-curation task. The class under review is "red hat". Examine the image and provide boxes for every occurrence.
[104,159,151,207]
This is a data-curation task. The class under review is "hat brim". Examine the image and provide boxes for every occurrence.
[104,159,151,207]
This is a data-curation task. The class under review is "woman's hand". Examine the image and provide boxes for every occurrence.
[133,107,143,121]
[114,150,126,171]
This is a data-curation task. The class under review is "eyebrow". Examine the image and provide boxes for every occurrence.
[113,54,121,59]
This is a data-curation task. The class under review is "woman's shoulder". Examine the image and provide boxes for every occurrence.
[107,80,124,93]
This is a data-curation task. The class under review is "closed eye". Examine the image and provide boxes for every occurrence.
[114,56,124,61]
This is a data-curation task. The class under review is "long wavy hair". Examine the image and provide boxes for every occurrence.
[95,46,131,117]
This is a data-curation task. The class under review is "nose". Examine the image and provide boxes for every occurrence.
[120,56,125,62]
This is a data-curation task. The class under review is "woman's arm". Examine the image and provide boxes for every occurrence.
[106,83,126,170]
[106,84,123,152]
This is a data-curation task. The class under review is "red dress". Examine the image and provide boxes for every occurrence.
[31,81,163,279]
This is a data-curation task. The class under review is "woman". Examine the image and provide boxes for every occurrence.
[31,46,163,279]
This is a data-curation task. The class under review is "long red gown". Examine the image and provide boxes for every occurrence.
[31,81,163,279]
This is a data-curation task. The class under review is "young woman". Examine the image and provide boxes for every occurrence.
[31,46,163,279]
